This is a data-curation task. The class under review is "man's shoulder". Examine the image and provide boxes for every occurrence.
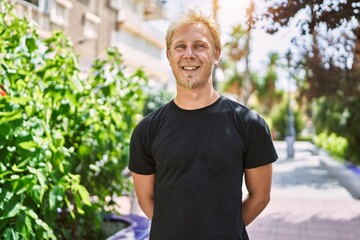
[220,95,253,115]
[138,101,173,126]
[220,95,265,124]
[221,95,246,107]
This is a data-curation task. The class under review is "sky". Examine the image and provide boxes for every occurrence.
[157,0,298,91]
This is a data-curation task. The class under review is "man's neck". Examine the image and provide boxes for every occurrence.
[174,86,220,110]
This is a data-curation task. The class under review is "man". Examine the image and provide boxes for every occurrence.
[129,8,278,240]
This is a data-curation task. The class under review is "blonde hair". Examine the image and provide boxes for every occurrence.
[165,8,221,52]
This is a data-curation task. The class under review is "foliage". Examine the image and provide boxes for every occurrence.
[261,0,360,164]
[313,132,349,161]
[262,0,359,33]
[221,72,244,96]
[0,3,146,239]
[143,87,174,116]
[270,100,305,140]
[261,0,360,100]
[253,52,284,115]
[312,97,360,164]
[223,25,248,62]
[220,22,252,104]
[219,24,247,99]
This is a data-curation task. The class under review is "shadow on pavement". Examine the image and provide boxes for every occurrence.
[272,160,341,190]
[248,213,360,240]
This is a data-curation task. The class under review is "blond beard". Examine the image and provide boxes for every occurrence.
[176,75,210,89]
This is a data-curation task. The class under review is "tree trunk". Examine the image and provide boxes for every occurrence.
[242,0,254,105]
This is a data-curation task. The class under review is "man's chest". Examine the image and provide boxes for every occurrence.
[150,115,245,174]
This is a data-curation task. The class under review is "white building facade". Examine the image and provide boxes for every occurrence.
[10,0,170,84]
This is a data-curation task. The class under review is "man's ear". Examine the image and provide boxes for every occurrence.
[215,49,221,65]
[166,49,170,61]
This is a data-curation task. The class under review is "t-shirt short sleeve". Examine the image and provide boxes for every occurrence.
[243,110,278,169]
[129,121,156,175]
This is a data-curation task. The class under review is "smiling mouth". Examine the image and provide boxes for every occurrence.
[181,66,200,71]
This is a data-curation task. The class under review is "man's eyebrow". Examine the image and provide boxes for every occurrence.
[173,40,184,44]
[173,40,209,44]
[194,40,208,44]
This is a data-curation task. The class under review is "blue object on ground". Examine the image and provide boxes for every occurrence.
[104,214,150,240]
[345,162,360,176]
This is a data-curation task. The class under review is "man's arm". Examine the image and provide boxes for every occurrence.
[242,163,273,226]
[131,172,155,220]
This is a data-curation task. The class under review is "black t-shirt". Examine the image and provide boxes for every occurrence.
[129,95,278,240]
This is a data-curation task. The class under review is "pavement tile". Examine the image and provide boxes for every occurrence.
[247,141,360,240]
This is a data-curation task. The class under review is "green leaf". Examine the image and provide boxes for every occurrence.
[29,185,44,205]
[26,209,38,220]
[24,105,35,117]
[0,109,23,124]
[78,144,91,157]
[0,123,11,137]
[3,227,19,240]
[10,174,20,180]
[16,212,32,239]
[16,157,31,168]
[26,167,47,187]
[110,110,122,126]
[36,170,46,188]
[74,194,84,214]
[5,96,31,105]
[11,164,26,172]
[25,36,37,53]
[89,164,100,173]
[64,196,75,219]
[0,190,13,207]
[0,198,20,220]
[15,79,26,90]
[49,186,64,211]
[77,185,91,206]
[19,141,38,152]
[0,166,12,178]
[13,175,35,195]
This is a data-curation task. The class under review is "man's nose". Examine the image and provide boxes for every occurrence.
[184,47,195,59]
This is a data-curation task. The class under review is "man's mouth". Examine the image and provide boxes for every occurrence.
[181,66,200,71]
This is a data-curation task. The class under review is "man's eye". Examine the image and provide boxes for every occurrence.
[175,45,186,49]
[195,44,206,49]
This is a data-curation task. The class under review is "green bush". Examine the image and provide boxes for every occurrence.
[270,100,304,140]
[314,132,349,160]
[312,97,360,164]
[0,3,146,239]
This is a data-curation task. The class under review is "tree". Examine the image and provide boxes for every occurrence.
[261,0,359,99]
[243,0,255,105]
[220,1,256,105]
[262,0,359,33]
[261,0,360,163]
[254,52,283,115]
[220,24,248,99]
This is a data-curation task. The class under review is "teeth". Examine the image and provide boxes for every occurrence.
[183,66,198,70]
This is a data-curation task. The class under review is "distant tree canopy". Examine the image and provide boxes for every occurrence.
[261,0,359,99]
[263,0,359,33]
[260,0,360,163]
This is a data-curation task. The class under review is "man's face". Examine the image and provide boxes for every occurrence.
[167,23,220,90]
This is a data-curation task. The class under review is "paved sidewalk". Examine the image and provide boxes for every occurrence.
[247,141,360,240]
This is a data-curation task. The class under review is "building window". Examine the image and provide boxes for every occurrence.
[83,12,101,39]
[22,0,50,13]
[24,0,39,6]
[50,0,73,26]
